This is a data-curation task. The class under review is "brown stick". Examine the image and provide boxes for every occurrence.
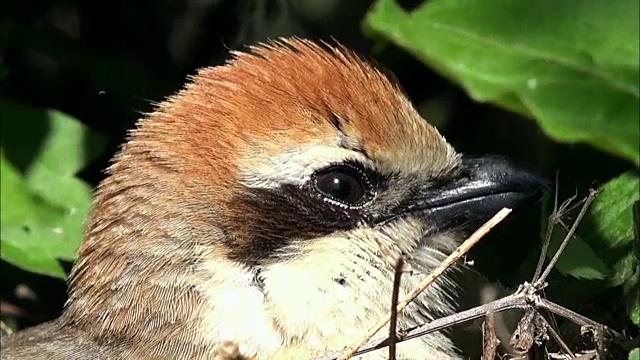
[481,311,497,360]
[388,258,405,360]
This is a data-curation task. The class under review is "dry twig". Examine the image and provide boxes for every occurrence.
[534,189,600,287]
[317,187,627,360]
[481,285,515,356]
[388,258,405,360]
[481,309,498,360]
[532,172,570,282]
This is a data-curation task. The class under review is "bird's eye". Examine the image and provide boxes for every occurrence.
[313,165,371,206]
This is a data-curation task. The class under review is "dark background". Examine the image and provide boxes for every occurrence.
[1,0,635,356]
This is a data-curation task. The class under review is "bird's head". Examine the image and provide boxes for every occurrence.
[63,39,547,358]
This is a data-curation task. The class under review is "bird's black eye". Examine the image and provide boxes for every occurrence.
[313,165,371,206]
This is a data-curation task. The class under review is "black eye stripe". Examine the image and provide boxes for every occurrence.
[224,163,386,262]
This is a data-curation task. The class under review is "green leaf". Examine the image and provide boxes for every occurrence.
[579,173,640,286]
[608,249,639,288]
[1,102,107,176]
[365,0,640,165]
[587,173,640,249]
[1,155,69,278]
[630,348,640,360]
[1,237,66,279]
[0,103,107,278]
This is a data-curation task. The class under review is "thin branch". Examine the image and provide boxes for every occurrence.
[531,186,574,336]
[536,189,600,286]
[481,310,498,360]
[315,291,530,359]
[533,171,562,282]
[315,189,628,360]
[536,298,609,333]
[536,314,575,358]
[337,208,513,360]
[319,275,626,360]
[388,258,405,360]
[402,290,530,343]
[540,289,562,353]
[481,285,515,356]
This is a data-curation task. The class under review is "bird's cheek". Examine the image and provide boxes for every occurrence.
[373,215,430,254]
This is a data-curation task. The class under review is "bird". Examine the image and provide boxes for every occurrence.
[1,38,547,360]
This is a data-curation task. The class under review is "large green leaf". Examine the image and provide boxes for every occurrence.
[366,0,640,165]
[0,103,106,278]
[1,154,69,278]
[586,173,639,249]
[585,173,640,287]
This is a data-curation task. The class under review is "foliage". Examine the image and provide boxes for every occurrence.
[1,0,638,357]
[366,0,640,165]
[1,103,106,278]
[366,0,639,333]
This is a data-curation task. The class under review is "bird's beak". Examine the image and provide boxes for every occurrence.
[407,156,550,236]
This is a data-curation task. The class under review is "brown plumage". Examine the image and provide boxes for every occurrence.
[1,38,546,359]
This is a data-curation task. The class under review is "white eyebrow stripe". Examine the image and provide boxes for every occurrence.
[238,145,374,189]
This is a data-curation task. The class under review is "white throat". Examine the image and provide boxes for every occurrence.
[196,222,462,359]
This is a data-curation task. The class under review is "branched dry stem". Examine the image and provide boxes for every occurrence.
[534,188,600,287]
[532,172,566,282]
[315,187,630,360]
